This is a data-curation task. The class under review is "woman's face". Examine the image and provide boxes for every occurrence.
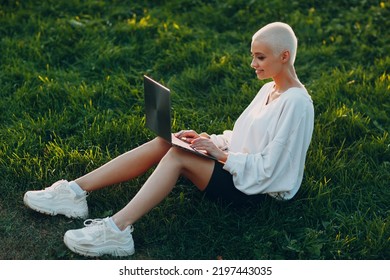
[250,40,283,80]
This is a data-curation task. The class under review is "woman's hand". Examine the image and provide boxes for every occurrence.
[190,137,228,163]
[174,130,200,143]
[175,130,227,162]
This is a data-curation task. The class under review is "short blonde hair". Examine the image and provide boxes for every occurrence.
[252,22,298,65]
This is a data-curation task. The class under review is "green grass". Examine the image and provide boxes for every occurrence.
[0,0,389,260]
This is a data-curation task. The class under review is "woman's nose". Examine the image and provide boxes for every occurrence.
[251,58,257,68]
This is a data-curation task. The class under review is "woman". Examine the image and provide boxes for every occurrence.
[24,22,314,257]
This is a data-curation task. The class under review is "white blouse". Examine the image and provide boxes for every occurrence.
[210,82,314,200]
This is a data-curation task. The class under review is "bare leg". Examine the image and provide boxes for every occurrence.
[112,147,215,230]
[74,137,171,192]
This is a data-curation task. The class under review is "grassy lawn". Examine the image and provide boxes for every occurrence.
[0,0,389,260]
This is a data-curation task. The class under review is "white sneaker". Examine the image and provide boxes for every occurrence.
[63,217,135,257]
[23,180,88,219]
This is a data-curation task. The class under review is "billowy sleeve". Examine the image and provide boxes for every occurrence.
[209,130,233,151]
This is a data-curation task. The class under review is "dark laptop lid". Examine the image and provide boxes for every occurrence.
[143,75,172,142]
[143,75,219,161]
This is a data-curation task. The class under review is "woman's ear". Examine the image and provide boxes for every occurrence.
[281,50,290,63]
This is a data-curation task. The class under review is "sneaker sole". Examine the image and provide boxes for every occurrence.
[23,194,88,219]
[63,235,135,257]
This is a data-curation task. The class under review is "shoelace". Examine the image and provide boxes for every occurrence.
[83,218,134,233]
[83,219,107,240]
[46,180,67,191]
[46,180,89,197]
[84,218,104,227]
[43,180,71,195]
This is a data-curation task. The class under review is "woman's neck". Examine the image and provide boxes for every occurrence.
[272,64,303,93]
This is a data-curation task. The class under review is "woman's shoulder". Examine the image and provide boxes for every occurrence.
[285,86,312,103]
[279,87,314,117]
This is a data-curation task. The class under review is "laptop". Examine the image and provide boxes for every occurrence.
[143,75,217,161]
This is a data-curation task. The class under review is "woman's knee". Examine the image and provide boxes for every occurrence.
[149,137,171,152]
[162,147,214,190]
[162,146,186,162]
[160,147,199,172]
[163,147,212,172]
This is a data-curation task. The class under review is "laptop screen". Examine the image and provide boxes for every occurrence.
[143,75,172,142]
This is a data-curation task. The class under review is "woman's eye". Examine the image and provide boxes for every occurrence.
[251,54,265,61]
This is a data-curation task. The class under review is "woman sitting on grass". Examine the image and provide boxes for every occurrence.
[24,22,314,257]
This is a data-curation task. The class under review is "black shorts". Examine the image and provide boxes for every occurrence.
[203,161,267,206]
